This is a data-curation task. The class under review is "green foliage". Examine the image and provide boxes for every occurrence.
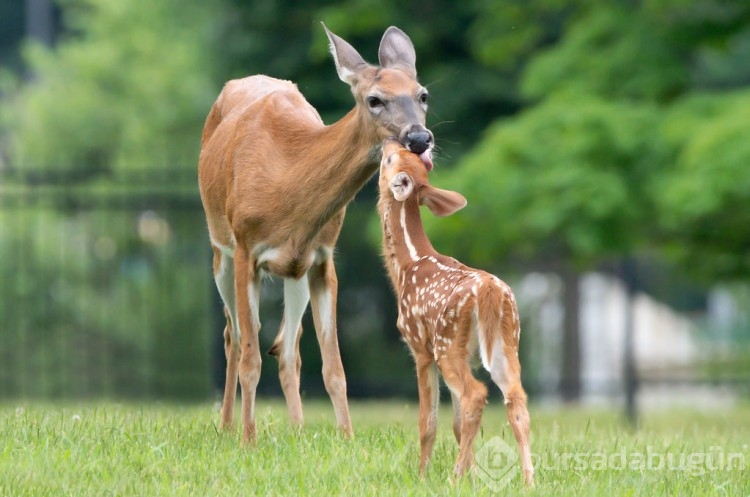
[692,28,750,89]
[425,0,750,286]
[428,95,660,267]
[7,0,221,178]
[467,0,579,72]
[522,7,688,101]
[657,90,750,279]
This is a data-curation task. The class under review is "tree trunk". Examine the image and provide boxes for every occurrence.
[560,266,581,401]
[25,0,55,46]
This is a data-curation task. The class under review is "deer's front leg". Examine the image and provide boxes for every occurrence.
[416,357,439,477]
[308,252,353,437]
[234,245,262,444]
[212,246,239,430]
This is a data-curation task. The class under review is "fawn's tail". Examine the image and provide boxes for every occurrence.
[476,280,526,402]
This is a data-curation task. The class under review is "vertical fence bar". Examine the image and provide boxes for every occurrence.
[621,257,639,428]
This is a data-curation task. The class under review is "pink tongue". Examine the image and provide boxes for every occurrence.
[419,150,433,171]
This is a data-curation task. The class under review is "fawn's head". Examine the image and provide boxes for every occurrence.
[379,138,466,217]
[324,24,434,169]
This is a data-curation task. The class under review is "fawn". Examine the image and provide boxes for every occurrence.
[376,138,533,485]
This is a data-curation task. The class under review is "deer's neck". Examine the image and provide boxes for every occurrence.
[378,193,437,292]
[316,107,380,186]
[277,107,380,248]
[292,107,380,234]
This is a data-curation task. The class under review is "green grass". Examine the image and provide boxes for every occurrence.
[1,399,748,496]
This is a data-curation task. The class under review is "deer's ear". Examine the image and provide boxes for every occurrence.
[378,26,417,79]
[390,172,414,202]
[420,186,467,217]
[323,23,368,85]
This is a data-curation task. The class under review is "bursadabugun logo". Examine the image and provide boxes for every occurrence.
[475,436,519,491]
[475,436,746,492]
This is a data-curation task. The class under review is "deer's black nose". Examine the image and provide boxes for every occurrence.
[405,129,432,155]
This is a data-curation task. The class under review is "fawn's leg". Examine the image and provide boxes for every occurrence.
[416,357,439,477]
[488,339,534,486]
[450,390,462,444]
[439,355,488,476]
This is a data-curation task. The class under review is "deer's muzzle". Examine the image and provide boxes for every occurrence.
[402,124,433,155]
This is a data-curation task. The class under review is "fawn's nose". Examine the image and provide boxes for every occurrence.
[401,125,433,155]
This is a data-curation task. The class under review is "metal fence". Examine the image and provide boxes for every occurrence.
[0,172,216,400]
[1,172,747,417]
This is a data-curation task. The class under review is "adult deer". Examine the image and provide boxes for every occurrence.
[376,139,533,485]
[198,24,434,442]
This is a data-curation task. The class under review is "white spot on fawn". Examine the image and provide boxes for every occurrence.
[400,204,419,261]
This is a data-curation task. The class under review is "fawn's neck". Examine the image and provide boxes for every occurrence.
[378,193,437,292]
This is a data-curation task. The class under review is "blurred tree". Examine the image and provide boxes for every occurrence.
[0,0,221,399]
[425,0,750,399]
[425,96,661,266]
[521,7,688,101]
[4,0,221,179]
[657,89,750,280]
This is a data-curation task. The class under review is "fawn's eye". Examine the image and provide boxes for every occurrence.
[419,92,428,104]
[367,96,384,108]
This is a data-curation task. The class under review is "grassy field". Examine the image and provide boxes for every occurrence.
[1,399,748,496]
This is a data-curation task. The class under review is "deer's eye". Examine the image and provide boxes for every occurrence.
[419,92,428,104]
[367,96,384,108]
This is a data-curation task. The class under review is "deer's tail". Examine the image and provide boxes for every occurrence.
[476,280,526,403]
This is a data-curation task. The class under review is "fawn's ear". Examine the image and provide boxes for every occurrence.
[420,185,467,217]
[323,23,369,86]
[378,26,417,79]
[390,172,414,201]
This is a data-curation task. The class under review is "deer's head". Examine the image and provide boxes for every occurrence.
[324,24,435,170]
[379,138,466,217]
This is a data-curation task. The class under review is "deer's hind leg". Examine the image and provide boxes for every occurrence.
[308,250,352,437]
[268,275,309,428]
